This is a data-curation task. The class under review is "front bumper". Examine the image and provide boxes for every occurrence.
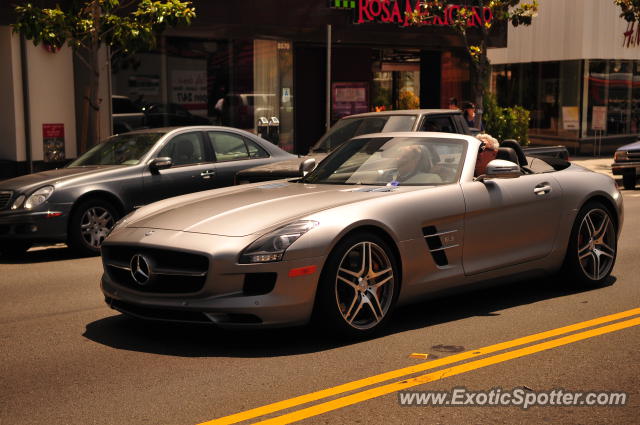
[0,204,72,242]
[100,227,327,329]
[611,161,640,175]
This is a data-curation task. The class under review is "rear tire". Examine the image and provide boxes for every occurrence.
[68,198,119,256]
[622,174,636,190]
[561,201,617,287]
[315,233,399,338]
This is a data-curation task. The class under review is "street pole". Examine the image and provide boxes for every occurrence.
[326,24,332,133]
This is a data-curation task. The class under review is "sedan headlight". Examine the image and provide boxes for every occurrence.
[614,150,628,161]
[240,220,319,263]
[11,194,26,210]
[24,186,54,209]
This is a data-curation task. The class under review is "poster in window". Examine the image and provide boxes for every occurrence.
[42,123,65,163]
[562,106,579,130]
[332,82,369,123]
[171,69,208,115]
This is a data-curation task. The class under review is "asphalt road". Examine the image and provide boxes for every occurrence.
[1,191,640,425]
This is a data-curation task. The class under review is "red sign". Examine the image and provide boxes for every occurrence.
[43,123,64,139]
[356,0,493,27]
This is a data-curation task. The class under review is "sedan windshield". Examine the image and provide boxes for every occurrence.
[311,115,417,153]
[303,136,466,186]
[68,133,164,167]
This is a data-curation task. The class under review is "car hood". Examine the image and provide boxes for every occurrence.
[617,140,640,152]
[127,182,409,236]
[0,166,121,192]
[236,153,329,177]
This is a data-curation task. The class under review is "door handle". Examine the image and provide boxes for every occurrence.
[200,170,216,179]
[534,183,552,195]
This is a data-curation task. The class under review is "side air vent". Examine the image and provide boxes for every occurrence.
[422,226,460,267]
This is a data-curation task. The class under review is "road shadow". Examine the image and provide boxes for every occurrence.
[83,274,616,358]
[0,244,91,264]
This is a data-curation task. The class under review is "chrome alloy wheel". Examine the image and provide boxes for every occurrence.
[335,241,395,330]
[577,208,616,281]
[80,206,115,248]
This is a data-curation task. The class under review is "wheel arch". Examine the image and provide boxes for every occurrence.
[580,194,620,232]
[67,190,126,234]
[323,223,404,289]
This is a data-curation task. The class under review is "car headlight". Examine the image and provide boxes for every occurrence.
[11,194,26,210]
[614,150,628,161]
[240,220,319,263]
[24,186,54,209]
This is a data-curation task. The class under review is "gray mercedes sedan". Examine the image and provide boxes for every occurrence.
[101,133,623,336]
[0,126,294,256]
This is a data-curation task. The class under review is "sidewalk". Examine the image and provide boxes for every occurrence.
[570,156,618,181]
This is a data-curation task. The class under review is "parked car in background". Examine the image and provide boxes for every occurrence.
[100,133,622,336]
[612,140,640,189]
[236,109,473,183]
[0,126,295,257]
[142,103,211,128]
[112,95,146,134]
[235,109,569,183]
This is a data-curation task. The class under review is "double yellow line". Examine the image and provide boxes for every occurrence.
[198,307,640,425]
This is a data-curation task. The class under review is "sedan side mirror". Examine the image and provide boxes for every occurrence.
[148,157,173,174]
[299,158,317,176]
[476,159,521,182]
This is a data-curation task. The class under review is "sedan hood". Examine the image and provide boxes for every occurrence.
[0,166,119,192]
[236,154,329,178]
[128,182,406,236]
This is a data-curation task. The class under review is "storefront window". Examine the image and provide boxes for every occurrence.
[492,60,581,138]
[111,37,294,151]
[371,49,421,111]
[607,60,632,135]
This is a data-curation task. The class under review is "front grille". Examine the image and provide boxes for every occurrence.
[102,245,209,294]
[627,151,640,160]
[107,297,213,323]
[0,191,12,210]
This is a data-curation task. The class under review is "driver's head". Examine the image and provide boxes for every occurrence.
[396,145,429,179]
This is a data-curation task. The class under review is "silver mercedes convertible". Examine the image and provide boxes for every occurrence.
[100,133,623,336]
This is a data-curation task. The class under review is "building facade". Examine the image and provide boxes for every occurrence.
[488,0,640,154]
[0,0,505,178]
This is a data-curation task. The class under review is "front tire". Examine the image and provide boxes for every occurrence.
[315,233,399,337]
[622,174,636,190]
[68,198,119,256]
[562,202,617,287]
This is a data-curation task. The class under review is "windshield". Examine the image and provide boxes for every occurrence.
[303,136,466,186]
[311,115,417,153]
[68,133,164,167]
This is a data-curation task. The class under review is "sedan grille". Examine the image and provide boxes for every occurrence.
[102,245,209,294]
[627,151,640,160]
[0,191,12,210]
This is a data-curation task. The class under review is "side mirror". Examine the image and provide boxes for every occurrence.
[148,157,173,174]
[299,157,317,176]
[476,159,521,182]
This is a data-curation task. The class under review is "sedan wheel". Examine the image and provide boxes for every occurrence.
[563,202,617,286]
[316,233,398,336]
[68,199,118,256]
